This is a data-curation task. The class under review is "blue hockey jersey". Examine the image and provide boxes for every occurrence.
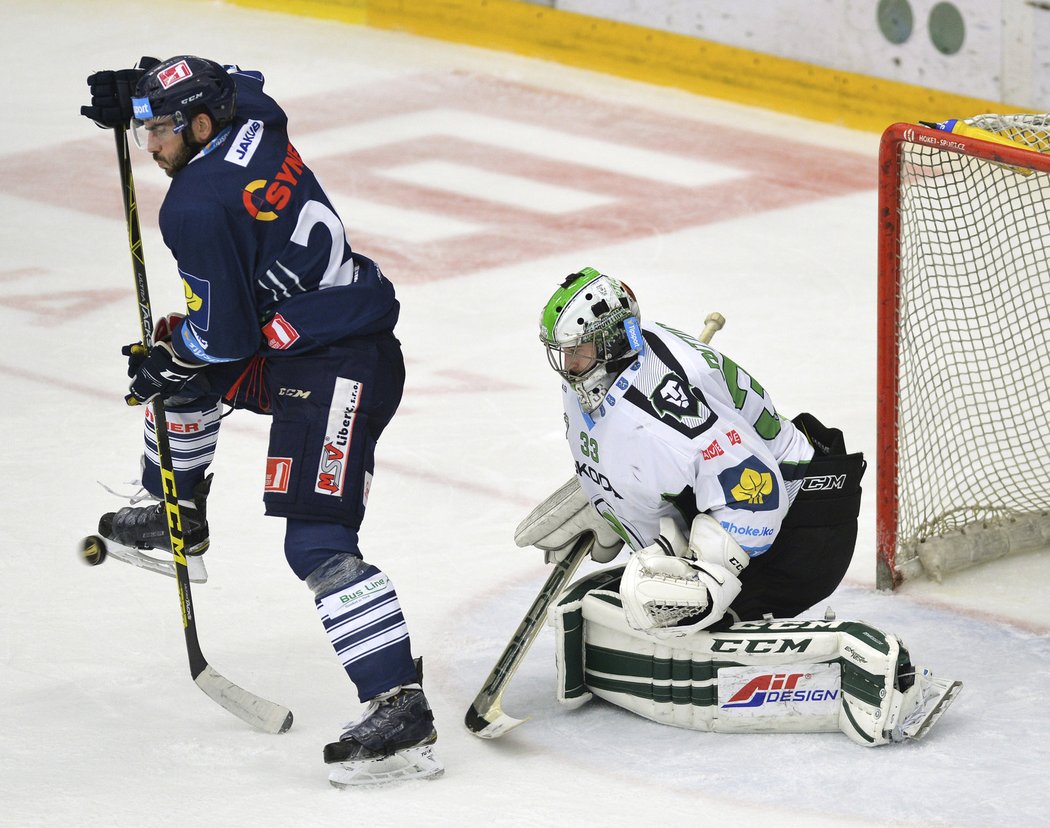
[161,68,398,365]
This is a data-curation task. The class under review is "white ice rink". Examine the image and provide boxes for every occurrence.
[3,1,1049,825]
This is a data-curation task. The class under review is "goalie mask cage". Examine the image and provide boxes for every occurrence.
[876,115,1050,589]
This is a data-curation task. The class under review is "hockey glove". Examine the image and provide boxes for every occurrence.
[81,57,160,128]
[515,477,624,564]
[687,514,751,575]
[123,313,186,378]
[125,341,203,406]
[620,523,746,639]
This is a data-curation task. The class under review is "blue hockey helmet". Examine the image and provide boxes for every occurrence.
[131,55,236,145]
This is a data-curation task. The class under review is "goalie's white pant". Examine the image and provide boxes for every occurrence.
[551,569,946,746]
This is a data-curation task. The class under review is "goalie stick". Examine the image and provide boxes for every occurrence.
[464,533,595,738]
[81,127,292,735]
[464,312,726,738]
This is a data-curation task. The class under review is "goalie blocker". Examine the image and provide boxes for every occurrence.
[550,569,961,746]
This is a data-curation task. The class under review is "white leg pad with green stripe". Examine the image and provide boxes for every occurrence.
[550,568,920,746]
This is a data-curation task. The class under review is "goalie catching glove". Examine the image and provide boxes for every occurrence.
[620,514,750,638]
[515,477,624,564]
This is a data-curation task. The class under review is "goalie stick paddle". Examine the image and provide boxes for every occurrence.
[465,533,595,738]
[465,311,727,739]
[97,127,292,735]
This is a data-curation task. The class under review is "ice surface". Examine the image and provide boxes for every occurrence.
[2,1,1048,825]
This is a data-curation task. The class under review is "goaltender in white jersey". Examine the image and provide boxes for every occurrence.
[561,315,814,561]
[516,268,961,745]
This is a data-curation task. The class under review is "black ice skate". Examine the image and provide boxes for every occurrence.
[324,680,443,788]
[99,475,212,556]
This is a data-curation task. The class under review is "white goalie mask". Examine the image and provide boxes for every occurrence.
[540,268,644,412]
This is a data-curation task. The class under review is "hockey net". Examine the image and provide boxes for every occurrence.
[877,115,1050,589]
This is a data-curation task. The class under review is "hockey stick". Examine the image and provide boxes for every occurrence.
[464,311,727,739]
[465,533,595,738]
[91,127,292,734]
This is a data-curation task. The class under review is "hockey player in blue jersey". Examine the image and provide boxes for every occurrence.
[81,56,441,786]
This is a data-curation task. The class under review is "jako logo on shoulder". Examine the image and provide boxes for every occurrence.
[225,119,264,168]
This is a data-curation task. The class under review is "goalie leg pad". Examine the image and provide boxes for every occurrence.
[555,573,951,745]
[549,567,624,706]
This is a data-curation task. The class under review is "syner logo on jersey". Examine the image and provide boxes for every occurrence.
[241,142,306,222]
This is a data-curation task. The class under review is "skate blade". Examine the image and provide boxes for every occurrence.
[903,679,963,740]
[100,539,208,583]
[328,745,444,789]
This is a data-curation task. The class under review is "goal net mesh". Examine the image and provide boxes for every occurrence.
[888,114,1050,582]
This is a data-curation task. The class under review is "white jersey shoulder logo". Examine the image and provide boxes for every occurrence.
[225,119,265,167]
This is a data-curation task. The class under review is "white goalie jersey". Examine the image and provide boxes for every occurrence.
[561,321,814,556]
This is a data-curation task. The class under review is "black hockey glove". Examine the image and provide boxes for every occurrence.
[124,312,185,378]
[124,341,203,406]
[80,56,160,129]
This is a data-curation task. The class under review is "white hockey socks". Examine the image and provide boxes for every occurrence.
[313,560,415,701]
[142,403,221,502]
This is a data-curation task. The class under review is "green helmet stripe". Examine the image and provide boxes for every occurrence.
[540,267,602,342]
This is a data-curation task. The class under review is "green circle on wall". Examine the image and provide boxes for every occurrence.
[877,0,913,44]
[929,2,965,54]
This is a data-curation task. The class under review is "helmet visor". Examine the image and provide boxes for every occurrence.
[130,113,186,150]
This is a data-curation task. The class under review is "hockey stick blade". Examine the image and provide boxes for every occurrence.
[465,534,594,738]
[194,665,293,734]
[464,696,526,739]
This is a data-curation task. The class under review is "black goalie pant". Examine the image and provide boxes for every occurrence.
[721,412,867,625]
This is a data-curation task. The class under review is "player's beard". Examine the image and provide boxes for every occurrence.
[153,140,197,178]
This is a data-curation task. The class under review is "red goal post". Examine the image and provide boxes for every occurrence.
[877,116,1050,590]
